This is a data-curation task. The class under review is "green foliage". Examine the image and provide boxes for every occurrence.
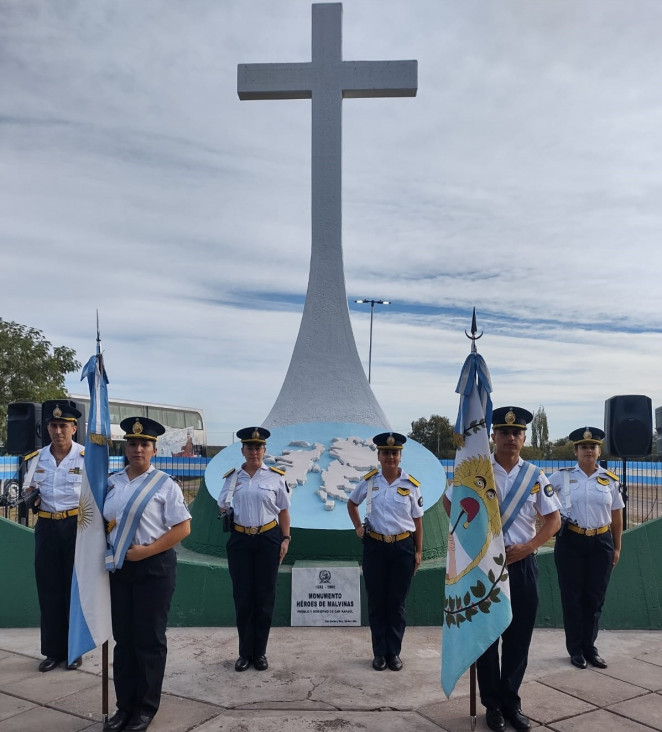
[530,405,551,458]
[0,319,80,445]
[550,439,575,460]
[408,414,456,458]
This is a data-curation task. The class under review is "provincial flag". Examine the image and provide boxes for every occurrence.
[68,352,113,664]
[441,350,512,697]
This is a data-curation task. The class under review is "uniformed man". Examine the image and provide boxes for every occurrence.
[347,432,424,672]
[23,400,84,672]
[218,427,291,672]
[548,427,623,670]
[444,406,561,732]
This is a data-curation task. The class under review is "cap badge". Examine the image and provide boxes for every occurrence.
[53,405,62,418]
[133,420,143,434]
[505,410,516,424]
[583,430,592,440]
[387,434,395,446]
[252,429,261,440]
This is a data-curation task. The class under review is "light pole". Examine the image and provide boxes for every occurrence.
[354,299,391,383]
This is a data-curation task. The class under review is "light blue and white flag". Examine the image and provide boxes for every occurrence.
[441,351,512,697]
[68,352,112,664]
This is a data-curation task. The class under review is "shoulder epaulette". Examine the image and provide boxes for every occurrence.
[24,450,39,462]
[223,468,236,479]
[605,470,619,481]
[407,475,421,487]
[270,466,286,476]
[363,468,379,480]
[559,466,573,471]
[80,449,85,456]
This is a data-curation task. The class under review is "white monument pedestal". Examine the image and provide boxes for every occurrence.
[291,560,361,626]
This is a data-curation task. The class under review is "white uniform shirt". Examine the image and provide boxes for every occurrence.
[491,456,561,546]
[104,465,191,546]
[28,442,85,512]
[548,464,624,529]
[349,469,424,536]
[217,463,290,527]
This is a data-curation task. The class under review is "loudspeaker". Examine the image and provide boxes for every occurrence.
[40,399,86,449]
[655,407,662,456]
[6,402,42,455]
[604,395,652,458]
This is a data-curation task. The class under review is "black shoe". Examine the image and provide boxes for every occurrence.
[103,710,131,732]
[38,657,61,672]
[235,656,251,672]
[254,655,268,671]
[586,653,607,668]
[504,708,531,731]
[66,656,82,670]
[386,654,403,671]
[570,653,587,669]
[125,715,153,732]
[485,708,505,732]
[372,655,387,671]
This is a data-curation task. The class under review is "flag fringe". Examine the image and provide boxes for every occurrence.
[88,433,111,446]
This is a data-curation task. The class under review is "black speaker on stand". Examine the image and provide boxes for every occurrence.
[604,394,653,529]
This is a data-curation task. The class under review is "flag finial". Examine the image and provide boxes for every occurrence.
[464,307,483,353]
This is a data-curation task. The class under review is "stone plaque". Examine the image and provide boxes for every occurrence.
[291,561,361,626]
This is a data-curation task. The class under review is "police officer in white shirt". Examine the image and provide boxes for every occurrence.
[218,427,291,673]
[445,407,561,732]
[103,417,191,732]
[348,432,424,673]
[549,427,623,671]
[23,400,84,672]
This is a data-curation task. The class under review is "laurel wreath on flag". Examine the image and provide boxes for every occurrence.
[443,554,509,628]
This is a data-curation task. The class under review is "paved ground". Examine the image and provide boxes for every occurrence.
[1,626,661,731]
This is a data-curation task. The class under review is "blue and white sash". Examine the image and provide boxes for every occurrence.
[500,461,539,535]
[105,470,170,572]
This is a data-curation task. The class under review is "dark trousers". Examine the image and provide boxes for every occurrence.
[227,526,282,659]
[554,528,614,657]
[109,549,177,718]
[362,534,415,657]
[34,515,77,659]
[477,554,539,713]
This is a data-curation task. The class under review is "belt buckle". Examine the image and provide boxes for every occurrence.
[53,511,64,520]
[585,528,596,536]
[248,526,259,535]
[384,534,395,543]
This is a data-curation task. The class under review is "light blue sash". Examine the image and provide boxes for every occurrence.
[105,469,170,572]
[500,461,539,535]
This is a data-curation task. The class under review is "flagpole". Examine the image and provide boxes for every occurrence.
[466,307,483,731]
[470,663,477,730]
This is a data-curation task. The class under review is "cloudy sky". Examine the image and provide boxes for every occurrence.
[2,0,661,445]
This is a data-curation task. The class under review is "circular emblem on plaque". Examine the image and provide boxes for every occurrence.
[318,569,332,584]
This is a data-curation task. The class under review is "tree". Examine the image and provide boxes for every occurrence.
[408,414,456,458]
[0,319,80,445]
[530,405,551,458]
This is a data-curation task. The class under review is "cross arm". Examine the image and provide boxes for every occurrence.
[238,63,314,100]
[341,60,417,98]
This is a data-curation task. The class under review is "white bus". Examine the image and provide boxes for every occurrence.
[69,395,206,457]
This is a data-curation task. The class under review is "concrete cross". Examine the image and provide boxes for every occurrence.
[238,3,417,428]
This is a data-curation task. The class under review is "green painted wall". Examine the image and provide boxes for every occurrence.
[2,514,661,630]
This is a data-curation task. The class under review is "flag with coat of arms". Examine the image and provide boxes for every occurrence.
[441,345,512,697]
[68,349,113,664]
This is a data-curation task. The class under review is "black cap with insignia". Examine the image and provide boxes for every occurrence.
[569,426,604,445]
[43,399,82,423]
[237,426,270,444]
[373,432,407,450]
[492,406,533,430]
[120,416,165,441]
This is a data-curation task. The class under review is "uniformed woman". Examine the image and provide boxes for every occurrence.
[217,426,291,672]
[103,417,191,732]
[347,432,423,672]
[549,427,624,670]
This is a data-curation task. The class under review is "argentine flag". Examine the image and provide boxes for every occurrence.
[68,353,112,664]
[441,350,512,697]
